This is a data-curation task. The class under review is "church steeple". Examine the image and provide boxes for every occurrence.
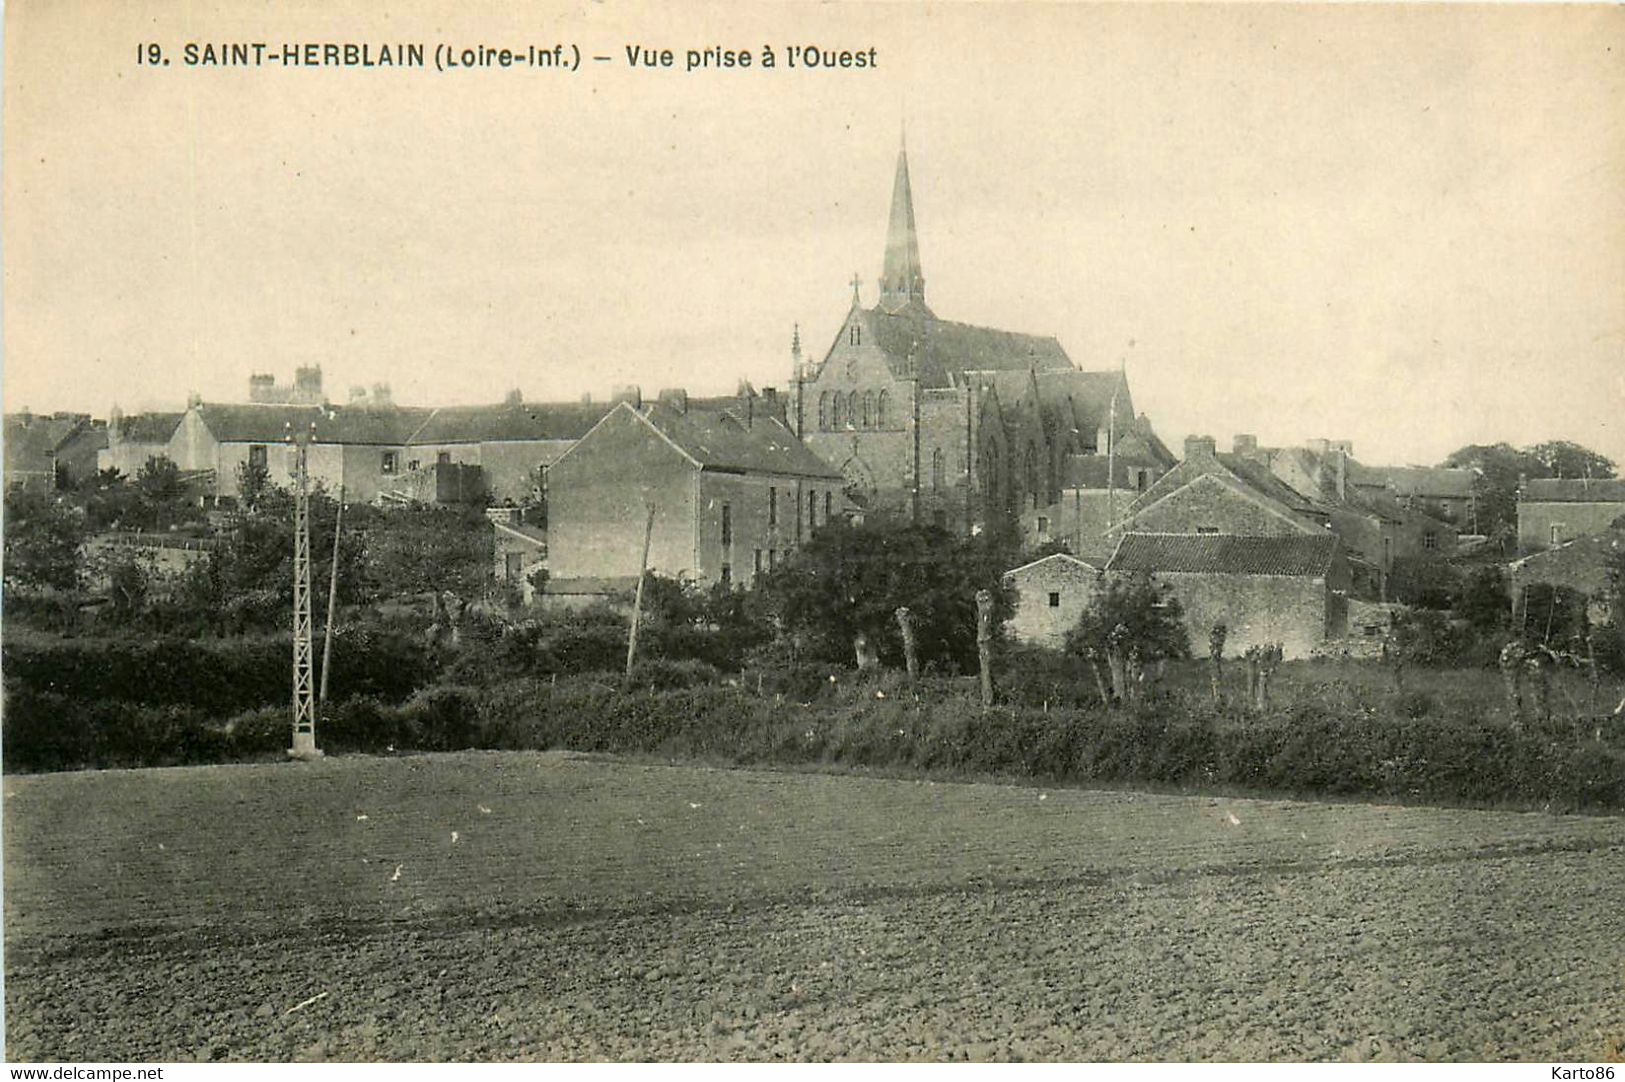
[878,136,927,315]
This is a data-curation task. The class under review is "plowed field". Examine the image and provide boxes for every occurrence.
[5,752,1623,1061]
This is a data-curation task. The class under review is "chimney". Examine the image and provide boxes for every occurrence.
[1330,439,1353,457]
[294,365,324,404]
[248,374,276,402]
[657,388,688,414]
[503,387,523,406]
[612,384,642,408]
[1333,449,1347,500]
[1305,437,1330,456]
[1233,434,1258,456]
[761,387,780,422]
[369,383,393,408]
[1183,435,1217,463]
[348,385,369,404]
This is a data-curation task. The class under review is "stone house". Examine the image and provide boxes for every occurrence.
[1237,436,1459,595]
[545,398,844,597]
[1111,435,1333,540]
[100,410,184,478]
[1349,463,1477,529]
[402,394,615,505]
[1019,418,1174,557]
[488,507,549,603]
[789,140,1163,535]
[1507,527,1622,630]
[1003,552,1105,649]
[4,412,106,489]
[164,401,431,503]
[1517,478,1625,553]
[1104,532,1351,659]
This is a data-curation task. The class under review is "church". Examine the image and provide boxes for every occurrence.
[789,140,1173,541]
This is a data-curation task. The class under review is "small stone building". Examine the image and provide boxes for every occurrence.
[1003,553,1105,649]
[1507,528,1623,629]
[1517,478,1625,553]
[1104,532,1351,658]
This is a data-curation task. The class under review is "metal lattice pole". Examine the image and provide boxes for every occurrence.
[289,424,321,759]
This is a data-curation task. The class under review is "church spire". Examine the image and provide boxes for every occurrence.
[878,135,927,315]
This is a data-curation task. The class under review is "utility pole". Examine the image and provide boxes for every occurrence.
[318,486,344,707]
[624,501,657,683]
[288,422,321,760]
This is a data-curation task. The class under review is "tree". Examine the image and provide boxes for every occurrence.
[235,457,277,511]
[759,519,1015,672]
[1064,574,1190,666]
[1388,553,1460,610]
[1442,443,1548,551]
[1525,440,1616,481]
[1453,564,1510,632]
[3,486,86,591]
[134,455,194,531]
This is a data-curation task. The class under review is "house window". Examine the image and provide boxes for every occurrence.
[754,549,762,575]
[1137,470,1149,492]
[1037,515,1050,539]
[1048,592,1061,608]
[248,444,268,470]
[408,460,421,471]
[1550,524,1563,547]
[808,490,817,530]
[504,552,523,583]
[1423,531,1438,550]
[721,503,732,546]
[768,549,777,569]
[769,487,777,527]
[825,491,833,521]
[381,451,399,474]
[437,451,451,465]
[1196,526,1219,534]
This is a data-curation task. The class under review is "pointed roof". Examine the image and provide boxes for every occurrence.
[878,142,928,314]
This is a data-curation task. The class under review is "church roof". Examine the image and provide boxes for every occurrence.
[878,143,927,315]
[867,306,1071,389]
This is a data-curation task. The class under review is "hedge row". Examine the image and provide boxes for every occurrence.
[7,675,1621,811]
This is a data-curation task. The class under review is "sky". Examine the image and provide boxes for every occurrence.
[4,1,1623,470]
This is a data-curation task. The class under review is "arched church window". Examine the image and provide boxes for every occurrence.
[931,448,945,492]
[846,391,858,428]
[1025,443,1039,510]
[831,393,844,429]
[818,392,828,431]
[862,391,875,428]
[877,390,890,428]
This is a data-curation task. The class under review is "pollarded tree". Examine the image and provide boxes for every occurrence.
[1064,573,1189,701]
[758,518,1015,673]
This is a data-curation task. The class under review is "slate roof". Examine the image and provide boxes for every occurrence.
[407,402,614,445]
[637,402,842,480]
[1106,533,1339,576]
[1215,453,1328,516]
[115,412,184,444]
[4,415,87,475]
[1349,463,1476,499]
[1520,478,1625,503]
[1123,448,1327,531]
[194,403,431,445]
[867,307,1071,389]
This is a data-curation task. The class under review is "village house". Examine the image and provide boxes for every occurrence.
[401,392,615,505]
[4,411,107,490]
[544,393,844,601]
[1103,532,1351,659]
[1018,416,1175,558]
[1507,527,1624,632]
[1110,435,1334,540]
[488,506,549,603]
[100,409,185,478]
[791,140,1164,534]
[1003,552,1105,649]
[1349,462,1477,529]
[1517,478,1625,553]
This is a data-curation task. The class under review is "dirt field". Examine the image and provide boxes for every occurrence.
[5,751,1624,1061]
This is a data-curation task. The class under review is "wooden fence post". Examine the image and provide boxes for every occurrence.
[896,606,918,688]
[975,589,994,710]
